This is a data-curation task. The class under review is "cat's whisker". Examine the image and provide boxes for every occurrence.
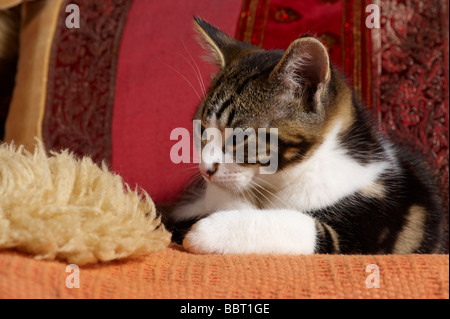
[188,173,205,185]
[248,182,272,209]
[164,62,202,101]
[176,52,206,97]
[182,39,207,96]
[279,170,290,187]
[175,163,200,172]
[252,176,281,192]
[237,184,254,207]
[249,182,275,208]
[244,186,258,207]
[227,182,241,200]
[182,166,201,170]
[250,180,289,209]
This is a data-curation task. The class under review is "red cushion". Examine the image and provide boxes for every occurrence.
[112,0,242,203]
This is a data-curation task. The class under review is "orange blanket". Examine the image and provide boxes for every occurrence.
[0,244,448,299]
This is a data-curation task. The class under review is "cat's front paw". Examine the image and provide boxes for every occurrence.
[182,210,241,254]
[182,209,317,255]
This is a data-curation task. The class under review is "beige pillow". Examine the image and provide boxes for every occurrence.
[0,139,171,265]
[4,0,63,149]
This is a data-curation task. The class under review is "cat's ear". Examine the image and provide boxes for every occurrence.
[193,17,254,68]
[271,37,331,110]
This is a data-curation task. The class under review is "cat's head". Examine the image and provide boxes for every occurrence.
[192,17,352,193]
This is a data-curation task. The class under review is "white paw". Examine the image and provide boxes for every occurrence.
[182,210,241,254]
[182,209,317,255]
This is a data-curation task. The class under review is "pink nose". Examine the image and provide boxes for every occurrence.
[201,163,219,179]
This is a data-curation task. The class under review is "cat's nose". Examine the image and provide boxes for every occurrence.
[202,162,219,179]
[205,168,217,178]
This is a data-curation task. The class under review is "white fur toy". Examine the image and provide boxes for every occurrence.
[0,139,171,265]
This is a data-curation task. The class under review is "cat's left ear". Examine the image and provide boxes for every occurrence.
[270,37,331,110]
[194,17,255,69]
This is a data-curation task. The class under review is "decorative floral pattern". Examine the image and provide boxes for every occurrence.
[317,31,341,58]
[377,0,449,242]
[236,0,270,46]
[43,0,133,165]
[269,5,302,23]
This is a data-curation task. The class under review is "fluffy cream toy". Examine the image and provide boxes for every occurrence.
[0,139,171,265]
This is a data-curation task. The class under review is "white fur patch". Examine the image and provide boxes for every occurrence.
[261,121,392,212]
[183,209,317,255]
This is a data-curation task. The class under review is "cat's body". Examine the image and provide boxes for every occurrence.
[162,18,444,255]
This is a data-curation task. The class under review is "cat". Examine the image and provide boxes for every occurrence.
[161,17,444,255]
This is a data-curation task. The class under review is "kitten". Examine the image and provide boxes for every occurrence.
[161,17,444,255]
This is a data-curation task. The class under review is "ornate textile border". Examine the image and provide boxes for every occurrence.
[43,0,133,164]
[374,0,449,250]
[343,0,449,250]
[236,0,270,46]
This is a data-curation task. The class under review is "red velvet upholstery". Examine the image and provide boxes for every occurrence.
[112,0,242,203]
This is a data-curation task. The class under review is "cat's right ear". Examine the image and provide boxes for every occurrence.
[193,17,254,69]
[270,37,331,113]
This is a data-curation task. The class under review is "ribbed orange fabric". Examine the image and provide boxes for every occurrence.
[0,244,448,299]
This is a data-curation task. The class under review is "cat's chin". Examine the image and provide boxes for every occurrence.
[208,178,251,193]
